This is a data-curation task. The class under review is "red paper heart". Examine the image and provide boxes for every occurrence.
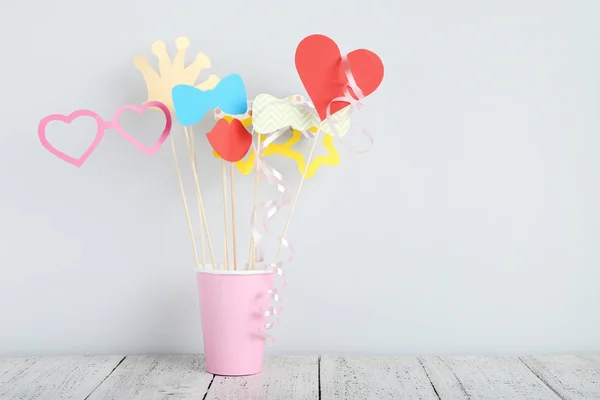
[206,118,252,162]
[295,34,384,121]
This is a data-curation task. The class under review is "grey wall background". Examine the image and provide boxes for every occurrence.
[0,0,598,356]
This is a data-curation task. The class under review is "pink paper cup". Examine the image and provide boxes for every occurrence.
[196,266,275,376]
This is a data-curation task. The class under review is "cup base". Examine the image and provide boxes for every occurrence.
[207,368,262,376]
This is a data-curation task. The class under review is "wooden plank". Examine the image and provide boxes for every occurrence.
[521,355,600,400]
[0,357,38,385]
[420,356,562,399]
[0,355,123,400]
[86,355,213,400]
[320,356,439,400]
[205,356,318,400]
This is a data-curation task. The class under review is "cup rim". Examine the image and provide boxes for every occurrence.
[194,264,274,275]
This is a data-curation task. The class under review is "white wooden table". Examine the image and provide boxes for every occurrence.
[1,355,599,399]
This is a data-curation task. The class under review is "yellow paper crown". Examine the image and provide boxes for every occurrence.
[133,37,220,111]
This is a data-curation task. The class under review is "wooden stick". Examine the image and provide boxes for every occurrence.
[190,130,207,267]
[221,160,230,270]
[169,135,200,269]
[230,163,238,270]
[248,138,260,270]
[183,127,217,267]
[275,130,322,262]
[248,168,259,269]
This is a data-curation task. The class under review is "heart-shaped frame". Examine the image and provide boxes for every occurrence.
[111,101,172,156]
[38,110,106,167]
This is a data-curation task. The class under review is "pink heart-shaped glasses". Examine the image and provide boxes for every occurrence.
[38,101,172,167]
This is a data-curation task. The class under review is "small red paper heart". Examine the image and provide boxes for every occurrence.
[206,118,252,162]
[295,34,384,121]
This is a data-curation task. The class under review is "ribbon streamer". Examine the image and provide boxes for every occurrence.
[251,57,374,343]
[324,55,374,154]
[252,100,316,340]
[250,130,294,343]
